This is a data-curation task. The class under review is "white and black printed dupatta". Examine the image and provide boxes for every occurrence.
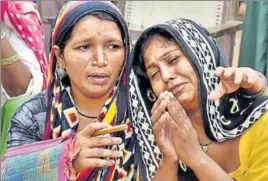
[127,18,268,180]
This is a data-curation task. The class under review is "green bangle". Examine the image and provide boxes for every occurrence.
[1,53,19,65]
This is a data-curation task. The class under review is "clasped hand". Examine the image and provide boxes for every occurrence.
[151,91,202,168]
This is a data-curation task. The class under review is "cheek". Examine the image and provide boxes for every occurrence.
[65,51,90,70]
[151,81,164,97]
[177,59,196,79]
[109,52,125,74]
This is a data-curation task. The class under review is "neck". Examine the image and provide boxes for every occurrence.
[186,107,212,144]
[71,87,111,117]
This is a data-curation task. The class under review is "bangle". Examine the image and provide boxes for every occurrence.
[241,72,267,99]
[1,32,5,39]
[1,53,19,66]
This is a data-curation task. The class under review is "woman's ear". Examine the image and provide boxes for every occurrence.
[52,45,66,69]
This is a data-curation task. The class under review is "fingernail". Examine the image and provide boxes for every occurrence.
[248,76,254,83]
[116,151,122,157]
[115,138,122,143]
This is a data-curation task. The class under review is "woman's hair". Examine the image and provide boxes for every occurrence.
[58,11,119,55]
[57,11,123,85]
[133,28,176,83]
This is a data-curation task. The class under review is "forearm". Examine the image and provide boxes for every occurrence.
[1,33,32,97]
[191,155,233,181]
[153,160,178,181]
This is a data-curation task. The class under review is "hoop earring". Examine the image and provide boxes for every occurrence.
[58,68,67,80]
[147,89,156,102]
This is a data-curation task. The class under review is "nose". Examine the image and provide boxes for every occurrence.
[92,47,107,67]
[161,66,175,83]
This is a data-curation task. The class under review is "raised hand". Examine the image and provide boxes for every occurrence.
[73,122,125,173]
[208,67,265,100]
[151,91,178,164]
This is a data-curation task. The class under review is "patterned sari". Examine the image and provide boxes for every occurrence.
[43,1,141,180]
[128,18,268,180]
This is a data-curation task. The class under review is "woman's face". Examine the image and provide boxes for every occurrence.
[55,16,125,99]
[143,35,199,111]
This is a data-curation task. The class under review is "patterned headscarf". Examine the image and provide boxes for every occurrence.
[1,1,48,89]
[128,18,268,180]
[44,1,140,180]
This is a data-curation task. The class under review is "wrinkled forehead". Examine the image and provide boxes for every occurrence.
[146,35,177,49]
[51,1,127,48]
[139,28,180,58]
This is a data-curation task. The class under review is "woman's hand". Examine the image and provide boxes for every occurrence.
[166,92,205,168]
[208,67,265,100]
[151,91,179,165]
[73,122,123,173]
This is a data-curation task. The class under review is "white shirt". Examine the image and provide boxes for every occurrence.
[1,23,44,107]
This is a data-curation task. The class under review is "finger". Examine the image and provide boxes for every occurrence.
[151,99,167,126]
[234,69,244,85]
[166,92,186,125]
[88,136,122,148]
[80,122,111,137]
[153,113,166,138]
[81,148,122,158]
[245,71,257,85]
[82,158,115,168]
[208,82,227,100]
[223,67,235,78]
[215,66,224,77]
[151,91,168,114]
[165,111,178,131]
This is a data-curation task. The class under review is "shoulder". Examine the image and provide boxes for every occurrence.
[242,111,268,139]
[8,92,49,147]
[11,92,48,128]
[235,111,268,180]
[254,110,268,132]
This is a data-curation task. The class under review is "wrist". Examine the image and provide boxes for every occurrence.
[189,151,210,171]
[240,72,267,98]
[160,157,179,168]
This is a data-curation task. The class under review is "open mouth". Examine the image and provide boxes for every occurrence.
[88,73,109,85]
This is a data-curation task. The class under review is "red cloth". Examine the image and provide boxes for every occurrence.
[1,1,48,89]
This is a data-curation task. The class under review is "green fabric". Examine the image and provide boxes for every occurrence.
[238,1,268,78]
[1,94,31,154]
